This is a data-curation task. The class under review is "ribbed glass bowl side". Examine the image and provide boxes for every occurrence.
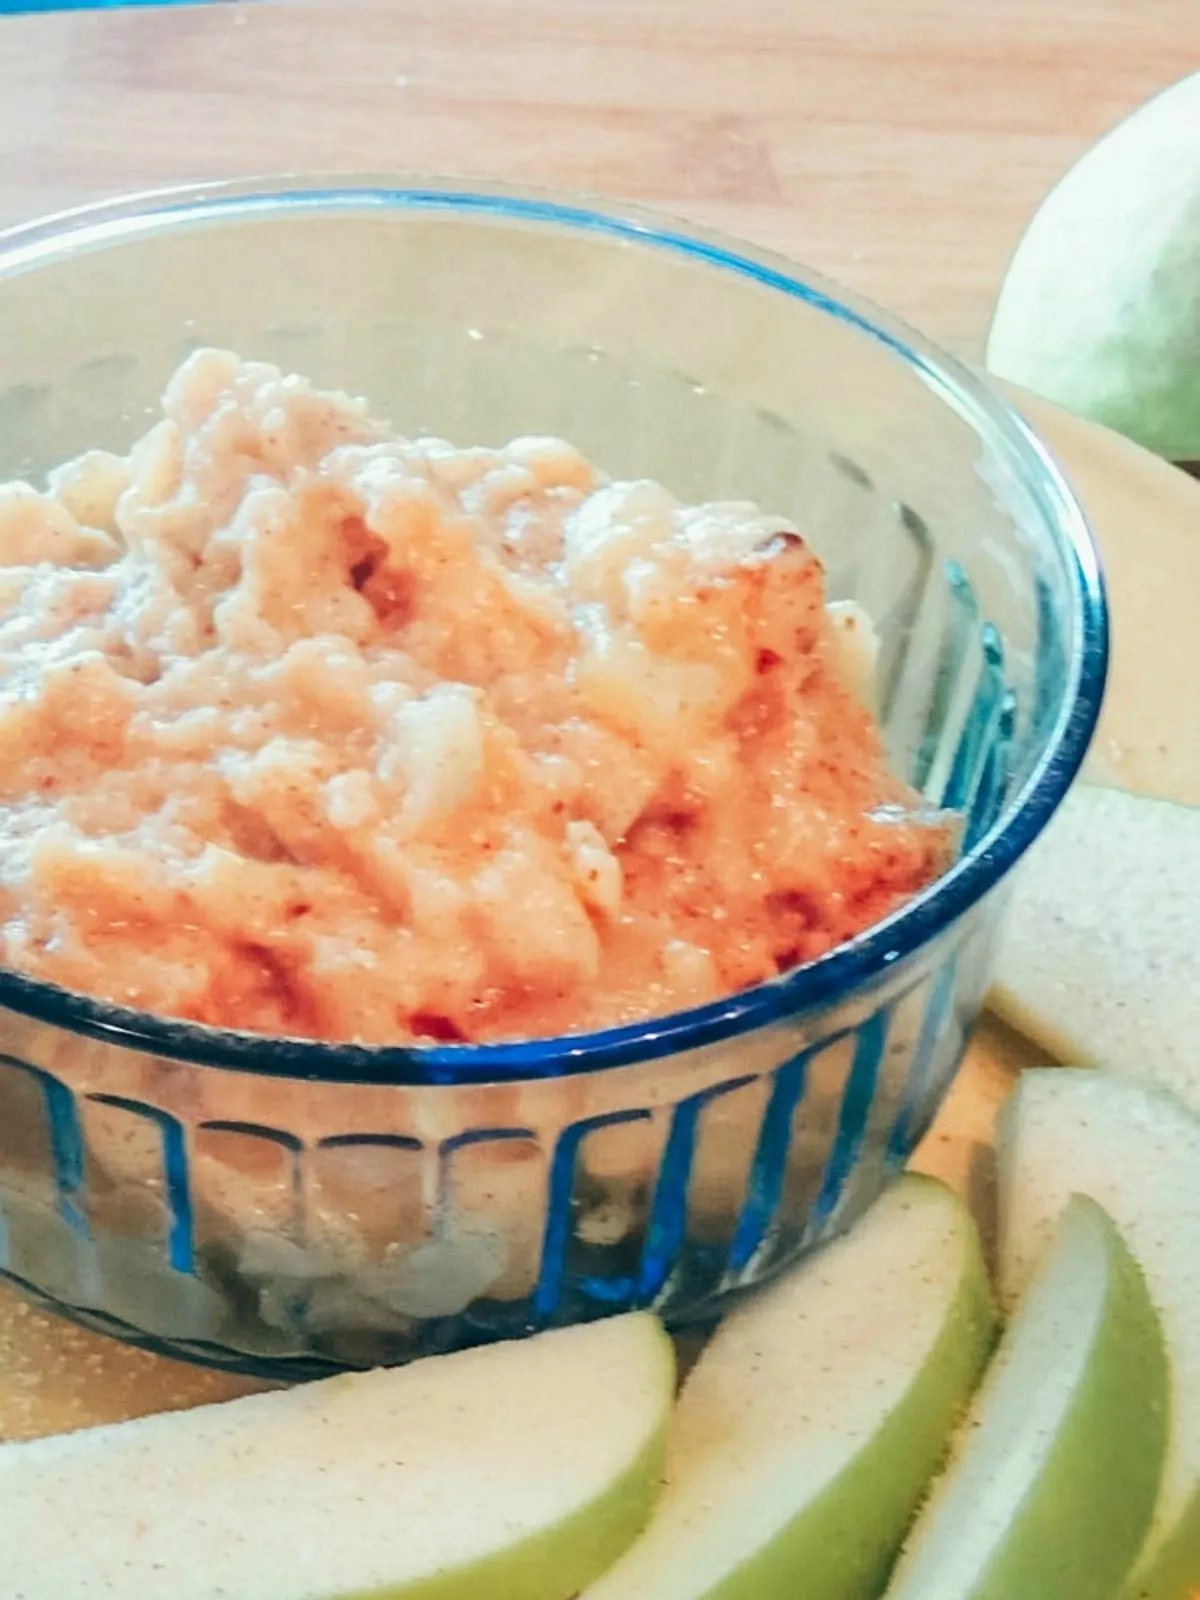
[0,898,995,1377]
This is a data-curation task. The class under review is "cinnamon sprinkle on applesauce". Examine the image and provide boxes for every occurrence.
[0,351,948,1044]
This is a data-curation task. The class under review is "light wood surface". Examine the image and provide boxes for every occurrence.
[0,0,1196,357]
[0,0,1191,1434]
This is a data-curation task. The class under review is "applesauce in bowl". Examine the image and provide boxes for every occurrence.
[0,348,948,1047]
[0,180,1105,1375]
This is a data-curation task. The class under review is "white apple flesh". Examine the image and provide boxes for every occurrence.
[584,1174,995,1600]
[0,1311,674,1600]
[885,1193,1167,1600]
[988,784,1200,1116]
[998,1070,1200,1600]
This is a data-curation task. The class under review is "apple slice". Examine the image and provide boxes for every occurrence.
[885,1193,1167,1600]
[0,1311,673,1600]
[998,1070,1200,1600]
[988,784,1200,1115]
[584,1174,995,1600]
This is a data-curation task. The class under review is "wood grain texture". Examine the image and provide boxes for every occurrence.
[0,0,1195,355]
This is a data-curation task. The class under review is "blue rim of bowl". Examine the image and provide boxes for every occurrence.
[0,177,1109,1086]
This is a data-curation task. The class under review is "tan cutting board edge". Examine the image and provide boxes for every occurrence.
[0,398,1191,1441]
[1001,383,1200,810]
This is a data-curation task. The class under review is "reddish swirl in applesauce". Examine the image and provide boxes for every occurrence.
[0,351,947,1045]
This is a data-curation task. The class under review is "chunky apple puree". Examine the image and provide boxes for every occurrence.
[0,350,946,1045]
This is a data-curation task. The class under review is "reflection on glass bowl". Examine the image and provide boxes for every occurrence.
[0,179,1106,1376]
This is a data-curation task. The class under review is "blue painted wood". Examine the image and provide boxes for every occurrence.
[1,0,228,12]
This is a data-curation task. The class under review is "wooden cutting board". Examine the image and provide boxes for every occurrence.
[0,0,1192,360]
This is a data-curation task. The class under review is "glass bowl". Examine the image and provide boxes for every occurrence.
[0,179,1106,1377]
